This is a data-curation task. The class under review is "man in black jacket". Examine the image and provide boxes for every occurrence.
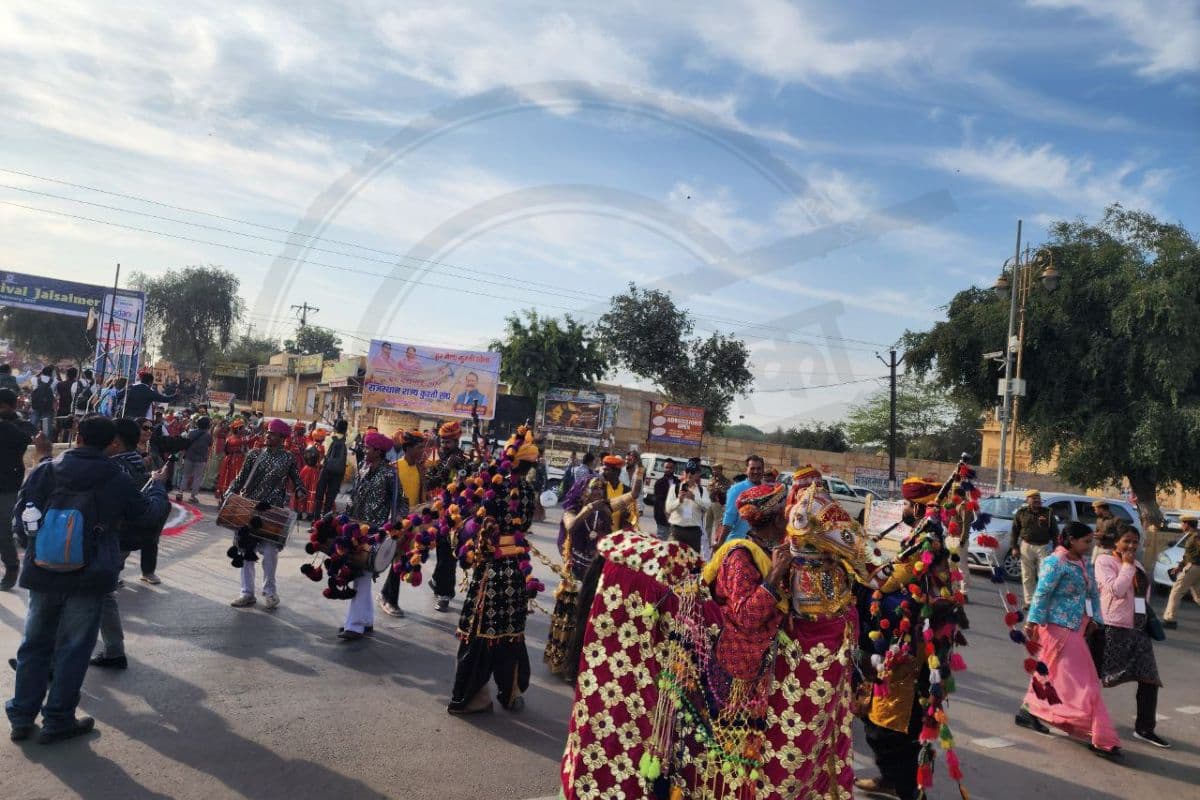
[116,371,176,420]
[91,418,169,670]
[6,415,169,744]
[0,389,34,590]
[313,419,349,518]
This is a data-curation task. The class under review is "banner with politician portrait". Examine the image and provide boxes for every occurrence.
[363,339,499,420]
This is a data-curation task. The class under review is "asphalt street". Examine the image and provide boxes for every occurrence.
[1,498,1198,800]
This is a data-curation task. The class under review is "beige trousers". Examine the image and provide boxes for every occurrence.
[1020,540,1053,607]
[1163,563,1200,621]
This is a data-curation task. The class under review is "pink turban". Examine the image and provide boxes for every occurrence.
[267,419,291,436]
[363,431,393,452]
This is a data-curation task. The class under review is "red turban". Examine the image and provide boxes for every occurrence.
[395,429,424,448]
[438,420,462,439]
[737,483,787,527]
[267,419,291,436]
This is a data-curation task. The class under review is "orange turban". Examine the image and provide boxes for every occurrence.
[902,477,940,506]
[438,420,462,439]
[601,455,625,469]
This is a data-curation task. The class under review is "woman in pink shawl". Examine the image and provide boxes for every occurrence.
[1020,521,1121,759]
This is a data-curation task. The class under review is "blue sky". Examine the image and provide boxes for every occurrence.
[0,0,1196,427]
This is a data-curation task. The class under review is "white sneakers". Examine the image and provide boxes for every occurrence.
[140,574,161,585]
[262,594,280,610]
[231,594,256,608]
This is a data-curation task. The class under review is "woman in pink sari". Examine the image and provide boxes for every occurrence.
[1020,521,1121,759]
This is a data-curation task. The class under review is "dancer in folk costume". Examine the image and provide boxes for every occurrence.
[295,428,326,519]
[545,477,609,681]
[446,427,542,715]
[215,418,249,497]
[560,468,871,800]
[226,419,306,610]
[424,420,471,612]
[334,430,403,641]
[287,421,307,470]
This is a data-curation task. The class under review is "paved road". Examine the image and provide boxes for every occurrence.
[2,498,1198,799]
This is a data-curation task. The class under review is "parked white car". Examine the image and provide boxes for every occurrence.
[1153,533,1192,591]
[639,453,712,506]
[967,491,1143,581]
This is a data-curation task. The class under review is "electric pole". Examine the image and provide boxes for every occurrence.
[290,302,320,328]
[996,220,1022,494]
[877,349,900,498]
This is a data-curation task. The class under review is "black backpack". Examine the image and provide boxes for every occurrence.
[72,380,94,413]
[30,380,55,413]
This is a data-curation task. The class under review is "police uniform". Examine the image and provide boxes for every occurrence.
[1164,515,1200,624]
[1011,492,1059,606]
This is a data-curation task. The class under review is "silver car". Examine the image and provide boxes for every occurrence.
[967,491,1143,581]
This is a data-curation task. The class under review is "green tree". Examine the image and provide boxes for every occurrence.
[767,422,850,453]
[131,266,243,392]
[717,423,766,441]
[490,310,607,400]
[284,325,341,360]
[225,334,281,366]
[0,307,95,365]
[843,374,981,461]
[904,206,1200,528]
[597,283,754,431]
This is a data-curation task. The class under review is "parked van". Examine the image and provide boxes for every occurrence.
[640,453,712,506]
[967,491,1143,581]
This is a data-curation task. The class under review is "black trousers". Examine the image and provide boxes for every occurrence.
[670,525,703,553]
[448,636,530,711]
[380,567,401,606]
[140,533,160,576]
[312,471,341,518]
[430,537,457,599]
[1136,682,1159,734]
[863,717,920,800]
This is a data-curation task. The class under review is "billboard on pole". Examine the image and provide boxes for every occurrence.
[647,401,705,447]
[362,340,499,419]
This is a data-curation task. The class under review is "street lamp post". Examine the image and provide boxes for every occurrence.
[995,221,1022,494]
[993,223,1060,493]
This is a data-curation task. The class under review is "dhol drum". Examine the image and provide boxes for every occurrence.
[216,494,296,547]
[368,535,398,576]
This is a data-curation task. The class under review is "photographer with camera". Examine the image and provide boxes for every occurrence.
[664,458,710,553]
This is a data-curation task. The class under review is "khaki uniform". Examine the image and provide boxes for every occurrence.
[1011,505,1058,606]
[1164,530,1200,622]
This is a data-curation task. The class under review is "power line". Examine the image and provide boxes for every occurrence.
[0,167,891,349]
[753,375,888,393]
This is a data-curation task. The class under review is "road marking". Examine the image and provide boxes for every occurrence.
[1176,706,1200,715]
[972,736,1015,749]
[1156,713,1170,721]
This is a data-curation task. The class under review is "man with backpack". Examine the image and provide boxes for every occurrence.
[91,418,171,669]
[6,415,169,744]
[0,389,34,590]
[70,369,95,420]
[312,419,349,518]
[28,366,57,439]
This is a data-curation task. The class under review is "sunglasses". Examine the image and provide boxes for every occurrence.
[141,425,153,431]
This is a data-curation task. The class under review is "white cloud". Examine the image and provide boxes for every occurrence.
[1027,0,1200,77]
[929,137,1169,214]
[689,0,913,82]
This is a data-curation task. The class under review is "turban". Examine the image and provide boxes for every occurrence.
[395,429,424,448]
[902,477,940,506]
[1024,489,1042,498]
[311,429,327,441]
[505,427,540,463]
[267,419,291,436]
[601,455,625,469]
[438,420,462,439]
[293,421,306,431]
[737,483,787,528]
[230,418,245,430]
[363,431,393,452]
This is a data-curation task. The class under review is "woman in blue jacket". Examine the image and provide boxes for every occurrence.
[1017,521,1121,758]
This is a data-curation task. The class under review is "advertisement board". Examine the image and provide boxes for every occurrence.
[207,390,235,406]
[93,290,145,380]
[851,466,907,497]
[255,364,289,378]
[212,363,250,378]
[362,340,499,420]
[540,387,607,436]
[292,353,324,375]
[321,356,363,383]
[646,402,705,447]
[0,270,108,318]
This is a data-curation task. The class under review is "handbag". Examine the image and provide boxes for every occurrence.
[1145,603,1166,642]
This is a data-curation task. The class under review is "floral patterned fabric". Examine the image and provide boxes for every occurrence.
[1026,548,1104,630]
[560,531,857,800]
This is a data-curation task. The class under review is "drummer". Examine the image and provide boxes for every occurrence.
[226,418,307,610]
[338,431,404,641]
